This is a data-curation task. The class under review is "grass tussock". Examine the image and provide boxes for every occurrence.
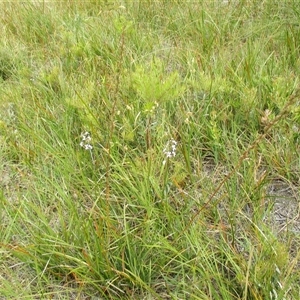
[0,1,300,299]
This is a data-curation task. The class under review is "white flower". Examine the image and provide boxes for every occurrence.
[163,139,177,164]
[80,131,93,150]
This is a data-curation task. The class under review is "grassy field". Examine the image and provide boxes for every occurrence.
[0,1,300,299]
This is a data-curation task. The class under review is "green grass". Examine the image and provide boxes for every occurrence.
[1,1,300,299]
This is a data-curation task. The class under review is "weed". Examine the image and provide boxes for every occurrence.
[0,1,300,299]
